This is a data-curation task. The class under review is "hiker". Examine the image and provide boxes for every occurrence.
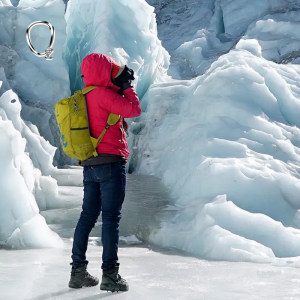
[68,53,141,292]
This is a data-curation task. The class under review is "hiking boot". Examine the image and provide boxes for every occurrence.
[68,264,99,289]
[100,266,129,292]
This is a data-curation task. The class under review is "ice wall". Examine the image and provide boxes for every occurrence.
[0,0,71,165]
[148,0,300,79]
[65,0,170,98]
[0,0,72,248]
[0,79,62,248]
[133,1,300,260]
[0,66,80,248]
[0,0,70,106]
[145,0,218,78]
[244,11,300,63]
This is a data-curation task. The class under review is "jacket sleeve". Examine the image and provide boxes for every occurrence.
[98,87,141,118]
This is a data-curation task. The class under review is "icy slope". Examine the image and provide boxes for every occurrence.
[134,33,300,261]
[0,69,86,247]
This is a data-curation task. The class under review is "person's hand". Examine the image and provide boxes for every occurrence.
[113,65,135,91]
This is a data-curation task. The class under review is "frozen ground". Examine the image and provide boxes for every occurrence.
[2,240,300,299]
[40,172,172,242]
[3,169,300,299]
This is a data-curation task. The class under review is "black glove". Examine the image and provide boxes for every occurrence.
[113,65,135,91]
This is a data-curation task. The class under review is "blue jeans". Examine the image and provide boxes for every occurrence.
[71,161,126,270]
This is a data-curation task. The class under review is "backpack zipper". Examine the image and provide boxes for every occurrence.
[70,127,88,130]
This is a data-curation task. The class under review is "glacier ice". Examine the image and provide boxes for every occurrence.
[0,69,81,247]
[0,80,62,248]
[65,0,170,98]
[243,11,300,63]
[0,0,70,105]
[152,0,300,79]
[0,0,170,249]
[0,0,74,248]
[0,0,71,165]
[134,20,300,260]
[2,0,300,264]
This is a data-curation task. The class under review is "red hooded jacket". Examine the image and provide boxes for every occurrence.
[81,53,141,158]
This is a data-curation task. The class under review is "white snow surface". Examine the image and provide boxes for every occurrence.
[3,239,300,300]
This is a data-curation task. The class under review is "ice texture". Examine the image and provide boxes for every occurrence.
[0,0,74,248]
[11,0,70,107]
[64,0,170,97]
[0,0,71,165]
[0,79,63,248]
[149,0,300,79]
[242,11,300,63]
[4,241,300,300]
[134,11,300,260]
[0,70,82,247]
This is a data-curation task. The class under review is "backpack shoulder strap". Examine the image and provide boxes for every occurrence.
[82,86,98,95]
[81,86,120,157]
[91,113,121,157]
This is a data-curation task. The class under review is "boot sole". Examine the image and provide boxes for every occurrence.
[69,283,83,289]
[100,283,129,292]
[69,281,99,289]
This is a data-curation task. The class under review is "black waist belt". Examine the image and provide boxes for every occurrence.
[79,154,127,166]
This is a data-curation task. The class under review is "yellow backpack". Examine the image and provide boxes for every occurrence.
[55,86,120,161]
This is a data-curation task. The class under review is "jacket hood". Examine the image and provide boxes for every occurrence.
[81,53,117,88]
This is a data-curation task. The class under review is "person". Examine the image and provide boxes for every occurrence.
[68,53,141,292]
